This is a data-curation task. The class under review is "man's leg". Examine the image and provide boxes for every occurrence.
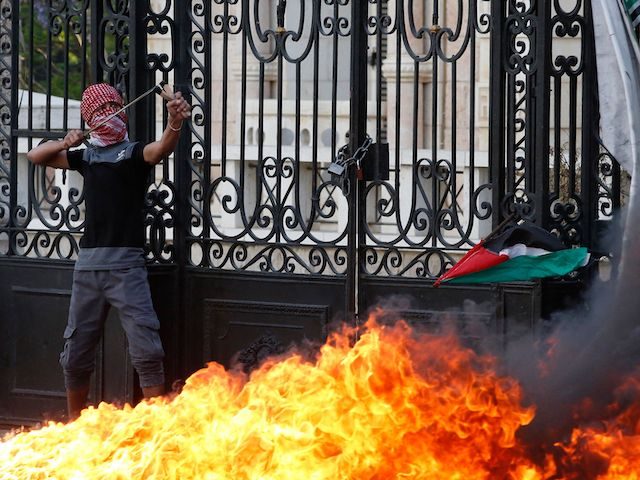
[141,384,165,398]
[61,270,110,420]
[66,385,90,420]
[106,267,166,398]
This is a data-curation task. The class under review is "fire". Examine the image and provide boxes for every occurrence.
[0,315,639,479]
[552,377,640,479]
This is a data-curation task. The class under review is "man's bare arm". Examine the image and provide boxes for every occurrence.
[143,91,192,166]
[26,130,85,169]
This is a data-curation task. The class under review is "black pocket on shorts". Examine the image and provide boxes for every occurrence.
[134,315,160,330]
[60,326,77,367]
[63,325,77,339]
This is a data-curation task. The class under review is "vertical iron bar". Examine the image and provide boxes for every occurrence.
[90,0,103,86]
[506,78,515,195]
[129,1,151,145]
[63,4,70,132]
[81,6,87,96]
[451,61,457,213]
[202,0,212,251]
[350,0,367,321]
[258,62,264,181]
[331,2,338,168]
[489,0,506,228]
[46,0,52,131]
[295,61,301,224]
[239,1,247,229]
[28,1,34,142]
[221,2,229,178]
[612,159,622,213]
[276,36,284,243]
[374,0,382,179]
[568,75,577,196]
[311,2,319,208]
[534,0,551,227]
[429,58,436,245]
[468,20,476,224]
[173,0,193,384]
[394,1,401,196]
[581,0,599,248]
[554,75,561,193]
[525,77,535,198]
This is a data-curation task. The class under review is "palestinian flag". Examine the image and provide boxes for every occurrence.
[434,222,590,287]
[625,0,640,29]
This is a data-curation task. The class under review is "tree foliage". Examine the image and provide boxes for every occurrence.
[18,0,90,100]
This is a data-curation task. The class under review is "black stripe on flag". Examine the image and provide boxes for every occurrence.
[631,4,640,27]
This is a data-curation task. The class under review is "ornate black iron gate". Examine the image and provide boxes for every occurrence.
[0,0,620,427]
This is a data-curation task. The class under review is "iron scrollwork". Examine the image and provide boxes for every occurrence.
[361,0,496,278]
[187,0,353,274]
[0,0,179,262]
[0,0,12,255]
[0,0,622,279]
[5,0,92,259]
[546,0,587,246]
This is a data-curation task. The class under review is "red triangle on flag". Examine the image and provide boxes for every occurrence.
[434,242,509,287]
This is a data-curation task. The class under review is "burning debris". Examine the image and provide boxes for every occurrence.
[1,315,639,479]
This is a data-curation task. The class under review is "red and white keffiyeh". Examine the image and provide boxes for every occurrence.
[81,83,129,147]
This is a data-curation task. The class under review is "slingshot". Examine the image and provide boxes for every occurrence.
[84,81,188,137]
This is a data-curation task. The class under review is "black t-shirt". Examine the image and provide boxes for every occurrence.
[67,141,151,249]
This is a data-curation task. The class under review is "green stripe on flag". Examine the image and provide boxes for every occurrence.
[625,0,640,27]
[627,0,640,9]
[445,248,589,285]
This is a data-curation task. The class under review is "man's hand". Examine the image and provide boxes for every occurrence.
[62,130,84,150]
[144,91,193,165]
[27,129,83,169]
[166,91,191,123]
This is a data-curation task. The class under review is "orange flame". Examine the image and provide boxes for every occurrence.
[0,316,638,479]
[552,377,640,479]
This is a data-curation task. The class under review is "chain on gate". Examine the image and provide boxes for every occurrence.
[328,135,373,196]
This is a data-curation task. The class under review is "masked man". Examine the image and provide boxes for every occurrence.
[27,83,191,420]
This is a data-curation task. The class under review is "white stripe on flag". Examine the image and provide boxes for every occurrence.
[499,244,551,259]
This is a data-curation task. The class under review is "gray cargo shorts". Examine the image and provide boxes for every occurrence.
[60,267,165,390]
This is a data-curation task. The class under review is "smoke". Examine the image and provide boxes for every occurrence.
[502,200,640,455]
[363,195,640,464]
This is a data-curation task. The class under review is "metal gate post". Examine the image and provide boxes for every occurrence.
[489,0,506,229]
[129,1,153,145]
[173,0,193,377]
[8,0,19,256]
[89,0,104,84]
[580,0,601,248]
[533,0,552,228]
[348,0,368,324]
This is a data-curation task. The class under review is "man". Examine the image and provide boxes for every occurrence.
[26,83,191,420]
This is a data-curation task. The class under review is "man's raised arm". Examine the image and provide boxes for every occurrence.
[143,91,191,166]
